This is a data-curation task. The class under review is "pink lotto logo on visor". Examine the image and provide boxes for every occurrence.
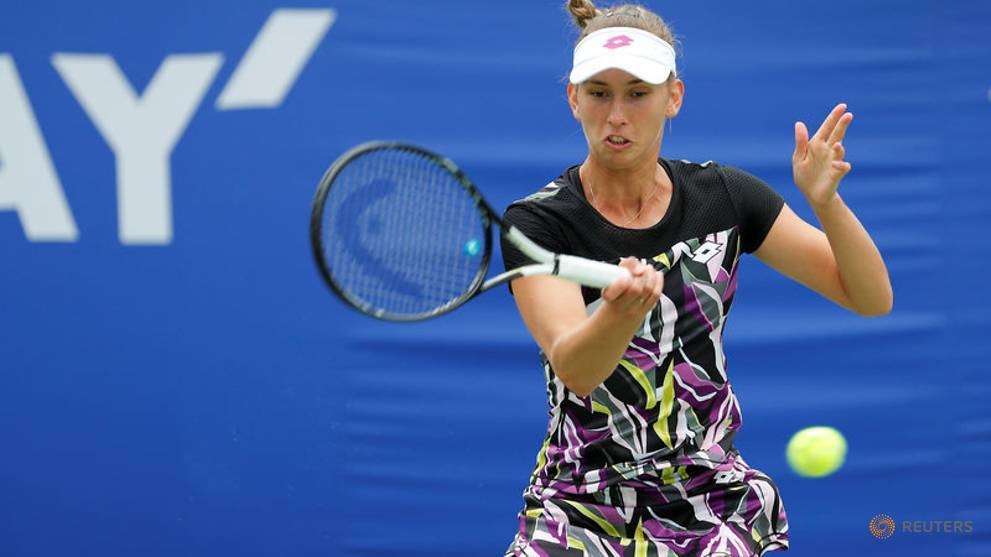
[603,34,634,49]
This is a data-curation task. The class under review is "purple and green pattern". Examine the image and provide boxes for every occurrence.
[506,227,789,556]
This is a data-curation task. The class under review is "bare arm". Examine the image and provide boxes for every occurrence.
[755,103,892,316]
[755,201,892,315]
[510,258,663,397]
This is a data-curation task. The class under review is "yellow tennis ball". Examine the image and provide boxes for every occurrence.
[786,426,847,478]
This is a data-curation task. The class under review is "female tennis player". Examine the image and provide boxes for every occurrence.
[500,1,893,555]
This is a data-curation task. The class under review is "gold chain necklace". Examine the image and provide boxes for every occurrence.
[586,177,660,227]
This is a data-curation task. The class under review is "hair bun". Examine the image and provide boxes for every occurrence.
[567,0,599,29]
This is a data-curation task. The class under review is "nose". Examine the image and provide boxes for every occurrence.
[606,98,627,127]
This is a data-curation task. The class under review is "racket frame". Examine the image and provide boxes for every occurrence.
[310,141,627,322]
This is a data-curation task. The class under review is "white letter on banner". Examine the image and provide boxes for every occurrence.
[52,53,223,245]
[216,8,336,109]
[0,54,79,241]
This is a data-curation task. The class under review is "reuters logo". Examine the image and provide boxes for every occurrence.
[870,514,896,539]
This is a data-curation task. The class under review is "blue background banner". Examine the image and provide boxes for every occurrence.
[1,1,989,556]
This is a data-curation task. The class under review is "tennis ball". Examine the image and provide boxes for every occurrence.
[786,426,847,478]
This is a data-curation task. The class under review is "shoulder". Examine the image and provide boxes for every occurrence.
[509,165,579,207]
[518,179,568,203]
[504,165,583,220]
[665,157,775,196]
[664,157,724,188]
[664,157,748,183]
[666,157,719,172]
[500,167,584,266]
[663,158,729,205]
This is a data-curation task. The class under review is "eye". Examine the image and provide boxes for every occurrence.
[631,90,650,98]
[587,89,608,98]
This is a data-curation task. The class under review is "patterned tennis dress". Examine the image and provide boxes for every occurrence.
[501,159,790,557]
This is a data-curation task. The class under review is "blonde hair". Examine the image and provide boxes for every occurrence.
[565,0,679,82]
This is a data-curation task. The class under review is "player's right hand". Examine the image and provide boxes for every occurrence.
[601,256,663,317]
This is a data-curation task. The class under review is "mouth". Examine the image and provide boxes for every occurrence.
[604,135,632,149]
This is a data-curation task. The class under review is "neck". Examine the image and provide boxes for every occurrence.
[580,158,670,227]
[580,157,667,204]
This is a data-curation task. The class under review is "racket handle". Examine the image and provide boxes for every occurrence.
[556,255,631,288]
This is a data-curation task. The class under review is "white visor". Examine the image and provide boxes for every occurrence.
[569,27,676,85]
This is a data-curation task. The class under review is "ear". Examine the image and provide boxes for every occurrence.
[567,83,580,120]
[665,78,685,118]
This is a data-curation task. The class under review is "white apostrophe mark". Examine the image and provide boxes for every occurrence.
[216,8,336,110]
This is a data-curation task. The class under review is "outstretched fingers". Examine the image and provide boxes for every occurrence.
[793,121,810,162]
[828,111,854,146]
[813,103,847,142]
[833,141,845,159]
[831,141,852,174]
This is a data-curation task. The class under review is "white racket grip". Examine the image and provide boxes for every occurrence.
[556,255,630,288]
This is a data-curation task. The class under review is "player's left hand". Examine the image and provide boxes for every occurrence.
[793,103,853,208]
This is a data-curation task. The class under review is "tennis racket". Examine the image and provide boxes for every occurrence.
[309,141,630,321]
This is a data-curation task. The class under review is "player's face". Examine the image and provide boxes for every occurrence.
[568,69,683,169]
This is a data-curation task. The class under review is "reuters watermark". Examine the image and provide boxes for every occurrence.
[870,514,975,540]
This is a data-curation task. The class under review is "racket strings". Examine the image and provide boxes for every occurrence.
[320,147,486,317]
